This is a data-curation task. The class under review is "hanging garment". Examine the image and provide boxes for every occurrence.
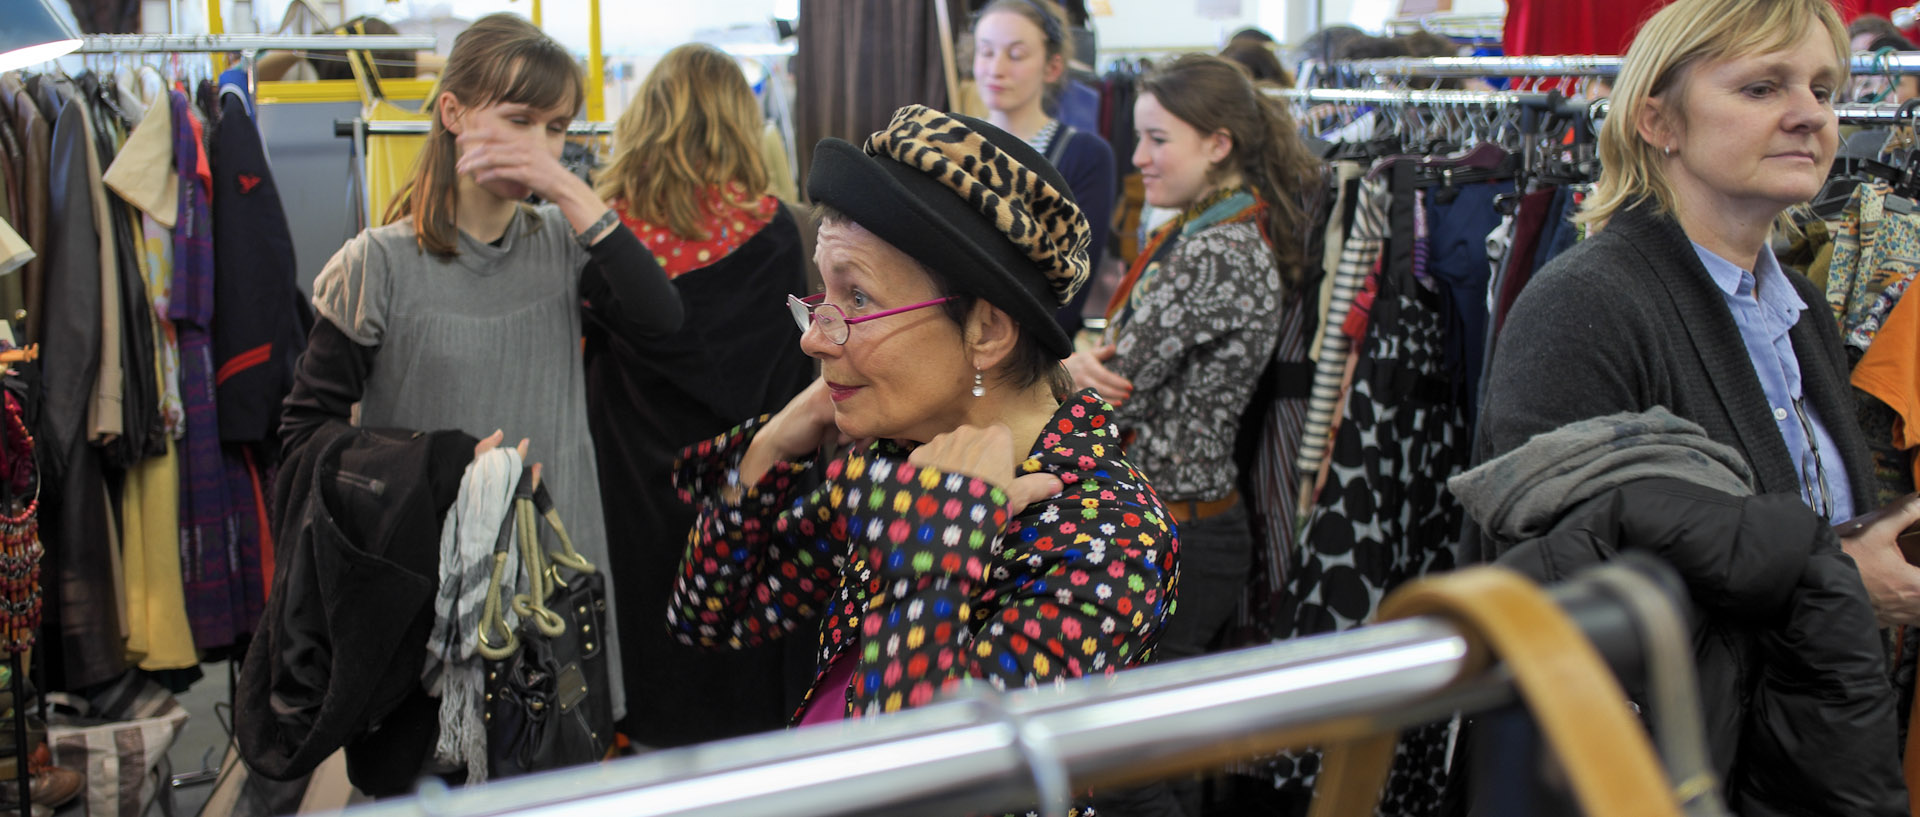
[1237,289,1314,640]
[211,80,308,446]
[1277,165,1469,815]
[37,75,124,691]
[103,98,184,438]
[1827,181,1920,351]
[1270,231,1468,815]
[81,72,161,467]
[1311,162,1368,362]
[791,0,959,192]
[63,76,124,447]
[1425,180,1513,430]
[1504,0,1916,56]
[121,436,194,670]
[1854,285,1920,493]
[2,74,51,342]
[171,89,248,651]
[1490,186,1558,338]
[586,202,813,748]
[1298,176,1388,485]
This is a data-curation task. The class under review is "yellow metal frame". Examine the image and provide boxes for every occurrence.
[198,0,603,122]
[587,0,603,121]
[255,78,436,105]
[208,0,225,73]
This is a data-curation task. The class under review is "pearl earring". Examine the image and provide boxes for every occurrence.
[972,371,985,398]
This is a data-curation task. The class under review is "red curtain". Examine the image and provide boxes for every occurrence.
[1504,0,1916,56]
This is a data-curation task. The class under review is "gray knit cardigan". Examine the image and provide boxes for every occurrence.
[1477,199,1874,515]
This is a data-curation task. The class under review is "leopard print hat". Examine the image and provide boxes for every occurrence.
[807,105,1093,358]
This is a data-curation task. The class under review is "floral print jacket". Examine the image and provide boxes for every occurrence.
[668,391,1179,720]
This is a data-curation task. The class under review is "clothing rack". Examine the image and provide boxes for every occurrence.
[76,34,436,53]
[336,564,1680,817]
[1270,86,1580,114]
[1340,52,1920,78]
[1586,98,1920,125]
[330,119,615,137]
[1385,12,1505,43]
[72,34,437,98]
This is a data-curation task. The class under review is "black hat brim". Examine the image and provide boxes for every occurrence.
[807,137,1075,359]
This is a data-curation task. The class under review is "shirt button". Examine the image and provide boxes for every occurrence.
[1773,407,1788,420]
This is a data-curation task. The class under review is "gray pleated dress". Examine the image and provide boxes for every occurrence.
[312,203,626,716]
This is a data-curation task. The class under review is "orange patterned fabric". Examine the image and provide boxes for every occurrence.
[615,185,777,278]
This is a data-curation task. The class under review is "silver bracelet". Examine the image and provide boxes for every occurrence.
[576,209,619,249]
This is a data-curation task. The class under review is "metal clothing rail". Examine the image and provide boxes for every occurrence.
[1587,98,1920,125]
[332,119,614,137]
[341,618,1490,817]
[77,34,436,53]
[1341,52,1920,78]
[1269,87,1574,112]
[1386,11,1505,42]
[328,557,1674,817]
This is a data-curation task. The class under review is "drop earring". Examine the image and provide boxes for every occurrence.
[972,371,986,398]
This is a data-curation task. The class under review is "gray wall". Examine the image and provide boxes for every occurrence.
[256,99,369,297]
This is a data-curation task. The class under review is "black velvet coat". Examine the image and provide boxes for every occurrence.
[584,204,816,747]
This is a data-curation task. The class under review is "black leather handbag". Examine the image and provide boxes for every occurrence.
[475,468,614,778]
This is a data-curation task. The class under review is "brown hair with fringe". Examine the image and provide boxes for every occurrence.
[1140,54,1324,287]
[1579,0,1846,230]
[594,43,769,242]
[386,13,584,257]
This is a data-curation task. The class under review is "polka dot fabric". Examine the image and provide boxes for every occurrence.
[615,185,778,278]
[668,390,1180,724]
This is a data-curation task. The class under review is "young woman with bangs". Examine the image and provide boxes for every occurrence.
[281,12,683,728]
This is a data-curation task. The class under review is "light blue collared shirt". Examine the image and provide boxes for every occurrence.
[1693,242,1855,523]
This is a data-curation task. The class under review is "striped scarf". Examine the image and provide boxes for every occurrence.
[424,447,522,782]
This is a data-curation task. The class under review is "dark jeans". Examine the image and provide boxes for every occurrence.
[1091,502,1255,817]
[1157,502,1253,661]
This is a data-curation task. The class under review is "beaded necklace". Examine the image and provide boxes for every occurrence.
[0,388,39,652]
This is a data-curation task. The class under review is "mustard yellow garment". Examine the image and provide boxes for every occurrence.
[120,204,195,670]
[122,435,195,670]
[348,31,434,227]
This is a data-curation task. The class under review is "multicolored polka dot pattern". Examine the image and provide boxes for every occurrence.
[668,390,1180,722]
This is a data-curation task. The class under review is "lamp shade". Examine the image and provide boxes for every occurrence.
[0,0,82,74]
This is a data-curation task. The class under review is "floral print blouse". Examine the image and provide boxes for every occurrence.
[1109,216,1284,502]
[668,391,1180,721]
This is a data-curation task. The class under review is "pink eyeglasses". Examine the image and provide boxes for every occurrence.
[787,293,956,345]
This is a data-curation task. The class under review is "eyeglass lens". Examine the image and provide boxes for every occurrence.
[788,296,850,344]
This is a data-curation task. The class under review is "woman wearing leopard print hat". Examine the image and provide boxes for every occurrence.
[665,106,1180,738]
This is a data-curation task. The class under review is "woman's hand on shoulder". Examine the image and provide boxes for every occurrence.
[908,424,1063,516]
[1063,344,1133,406]
[734,378,850,496]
